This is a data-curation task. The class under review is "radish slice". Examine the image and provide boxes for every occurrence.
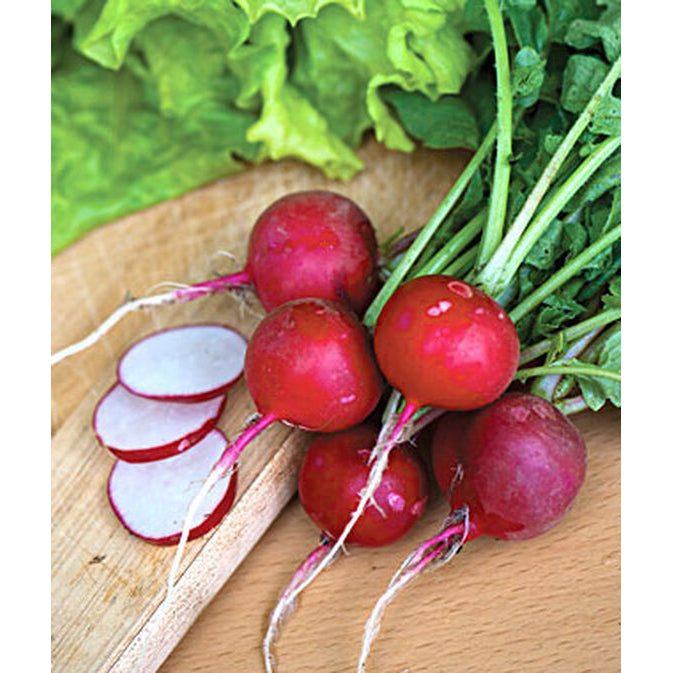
[118,324,247,402]
[93,383,226,463]
[107,429,237,545]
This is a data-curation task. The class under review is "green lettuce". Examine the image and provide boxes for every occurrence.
[51,0,474,254]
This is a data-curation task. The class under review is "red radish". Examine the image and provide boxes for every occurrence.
[198,298,384,486]
[293,275,520,601]
[357,393,587,671]
[264,425,428,672]
[374,275,520,414]
[50,190,378,366]
[107,429,237,545]
[93,382,226,462]
[244,190,379,314]
[432,392,587,541]
[161,298,384,616]
[299,425,428,547]
[117,324,246,402]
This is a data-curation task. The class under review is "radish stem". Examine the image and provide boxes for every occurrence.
[493,138,621,296]
[514,362,621,384]
[508,223,621,323]
[518,308,621,364]
[412,210,486,278]
[476,56,622,294]
[476,0,512,271]
[362,123,497,328]
[529,328,603,401]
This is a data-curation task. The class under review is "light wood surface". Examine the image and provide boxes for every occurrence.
[51,140,620,673]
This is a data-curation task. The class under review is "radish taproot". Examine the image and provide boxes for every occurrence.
[278,275,520,607]
[93,382,227,463]
[264,425,428,672]
[51,190,378,365]
[107,429,237,545]
[357,392,587,671]
[117,324,246,402]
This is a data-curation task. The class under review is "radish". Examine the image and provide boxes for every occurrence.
[107,429,237,545]
[117,324,246,402]
[93,382,227,463]
[195,298,384,489]
[244,190,379,314]
[159,298,384,625]
[51,190,378,365]
[357,393,587,671]
[263,425,428,672]
[277,275,520,606]
[299,425,428,548]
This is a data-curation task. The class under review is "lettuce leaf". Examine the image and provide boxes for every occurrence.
[51,0,475,254]
[51,43,262,254]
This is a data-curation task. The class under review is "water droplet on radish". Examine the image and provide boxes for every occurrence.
[387,493,406,512]
[474,307,485,316]
[411,498,427,517]
[426,300,452,317]
[447,280,473,299]
[340,394,356,405]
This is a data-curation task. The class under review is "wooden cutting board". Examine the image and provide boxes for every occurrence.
[51,140,620,673]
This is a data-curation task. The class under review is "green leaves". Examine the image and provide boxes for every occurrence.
[380,88,480,150]
[51,0,476,253]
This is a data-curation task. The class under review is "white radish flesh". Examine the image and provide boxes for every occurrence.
[93,383,226,462]
[118,324,247,402]
[107,429,236,545]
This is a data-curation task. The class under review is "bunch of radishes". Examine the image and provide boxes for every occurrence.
[53,185,594,672]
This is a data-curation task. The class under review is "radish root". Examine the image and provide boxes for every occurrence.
[51,270,251,366]
[263,536,338,673]
[358,507,471,673]
[132,460,235,673]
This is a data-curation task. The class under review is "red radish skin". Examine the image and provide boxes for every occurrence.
[264,426,428,672]
[107,429,237,545]
[244,299,384,434]
[117,324,246,402]
[92,383,226,463]
[209,297,384,480]
[51,191,378,366]
[374,275,521,412]
[244,191,379,314]
[432,392,587,541]
[357,393,587,671]
[299,426,428,547]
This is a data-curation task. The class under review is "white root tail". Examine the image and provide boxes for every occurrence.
[263,538,338,673]
[51,271,251,366]
[132,459,234,673]
[357,507,471,673]
[50,285,210,366]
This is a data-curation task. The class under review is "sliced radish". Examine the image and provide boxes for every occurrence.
[107,429,237,545]
[93,383,226,463]
[117,324,247,402]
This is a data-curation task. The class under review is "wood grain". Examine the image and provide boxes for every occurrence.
[51,139,620,673]
[160,407,620,673]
